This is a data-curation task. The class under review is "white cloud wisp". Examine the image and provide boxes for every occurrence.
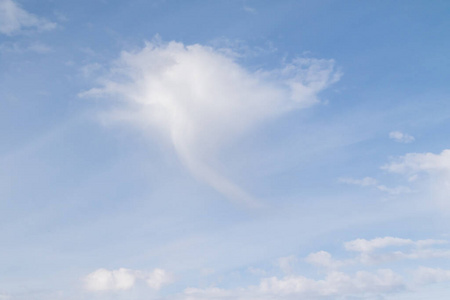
[83,40,340,206]
[389,131,415,143]
[83,268,173,292]
[0,0,56,35]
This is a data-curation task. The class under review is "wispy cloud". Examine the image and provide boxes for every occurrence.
[82,40,340,207]
[389,131,415,143]
[83,268,173,292]
[339,176,378,187]
[338,177,411,195]
[0,0,56,35]
[0,41,52,53]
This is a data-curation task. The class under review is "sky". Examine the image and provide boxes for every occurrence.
[1,0,450,299]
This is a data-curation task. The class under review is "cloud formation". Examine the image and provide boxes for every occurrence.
[182,269,404,300]
[339,177,411,195]
[84,268,173,292]
[81,238,450,299]
[83,40,340,206]
[415,267,450,284]
[0,0,56,35]
[389,131,415,143]
[383,149,450,207]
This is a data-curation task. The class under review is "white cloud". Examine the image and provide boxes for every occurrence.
[389,131,415,143]
[339,177,411,195]
[341,237,450,265]
[0,0,56,35]
[84,268,136,291]
[382,149,450,207]
[375,184,411,195]
[383,149,450,175]
[414,267,450,284]
[277,255,297,274]
[83,268,173,292]
[174,237,450,300]
[259,269,404,297]
[83,40,340,206]
[305,251,346,269]
[345,237,415,253]
[345,237,446,252]
[182,269,404,299]
[339,176,378,187]
[146,268,174,290]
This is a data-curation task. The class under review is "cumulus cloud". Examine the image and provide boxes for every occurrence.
[84,268,173,292]
[173,237,450,300]
[383,149,450,207]
[182,269,404,299]
[84,268,136,291]
[83,40,340,206]
[146,268,174,290]
[389,131,415,143]
[383,149,450,175]
[0,0,56,35]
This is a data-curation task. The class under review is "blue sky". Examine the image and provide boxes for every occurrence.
[1,0,450,299]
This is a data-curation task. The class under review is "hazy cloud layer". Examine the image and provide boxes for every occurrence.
[83,40,340,206]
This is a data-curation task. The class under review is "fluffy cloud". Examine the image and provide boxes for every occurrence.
[146,268,174,290]
[389,131,415,143]
[383,149,450,207]
[84,268,136,291]
[181,269,404,300]
[383,149,450,175]
[79,240,450,299]
[0,0,56,35]
[83,40,340,206]
[84,268,173,292]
